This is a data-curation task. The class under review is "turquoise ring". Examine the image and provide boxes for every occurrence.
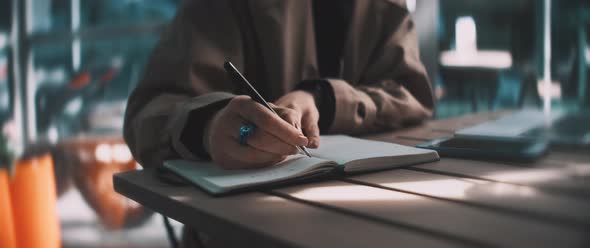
[238,123,256,145]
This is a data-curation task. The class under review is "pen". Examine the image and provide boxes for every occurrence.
[223,61,312,157]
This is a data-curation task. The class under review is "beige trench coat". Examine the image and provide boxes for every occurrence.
[124,0,434,168]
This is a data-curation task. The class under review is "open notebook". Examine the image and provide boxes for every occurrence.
[163,135,439,194]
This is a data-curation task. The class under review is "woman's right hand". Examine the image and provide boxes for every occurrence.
[203,96,309,169]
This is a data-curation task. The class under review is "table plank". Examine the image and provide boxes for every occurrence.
[412,159,590,199]
[349,169,590,229]
[114,169,460,248]
[361,111,508,144]
[371,111,589,170]
[273,180,589,247]
[544,149,590,166]
[364,110,590,200]
[362,135,427,147]
[381,127,590,172]
[361,110,511,143]
[426,110,513,132]
[364,126,461,145]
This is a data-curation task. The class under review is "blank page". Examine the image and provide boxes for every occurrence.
[310,135,439,172]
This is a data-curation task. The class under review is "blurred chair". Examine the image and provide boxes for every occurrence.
[54,135,152,230]
[440,66,503,111]
[438,16,512,113]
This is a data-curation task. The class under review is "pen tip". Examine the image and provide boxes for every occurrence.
[302,147,312,157]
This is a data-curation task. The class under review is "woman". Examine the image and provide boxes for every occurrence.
[125,0,434,246]
[124,0,434,171]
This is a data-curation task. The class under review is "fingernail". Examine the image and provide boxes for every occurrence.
[310,138,319,148]
[298,136,309,146]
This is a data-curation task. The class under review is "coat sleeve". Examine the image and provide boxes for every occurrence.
[327,5,434,134]
[123,2,235,167]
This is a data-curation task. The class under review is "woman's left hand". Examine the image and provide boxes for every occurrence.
[274,90,320,148]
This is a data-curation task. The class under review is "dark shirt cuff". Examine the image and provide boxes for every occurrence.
[295,79,335,133]
[180,99,231,160]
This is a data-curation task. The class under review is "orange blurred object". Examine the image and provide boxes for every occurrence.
[80,157,137,228]
[10,154,61,248]
[63,135,148,229]
[99,68,118,85]
[0,169,17,248]
[69,71,92,90]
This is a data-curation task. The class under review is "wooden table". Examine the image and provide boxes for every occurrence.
[114,111,590,247]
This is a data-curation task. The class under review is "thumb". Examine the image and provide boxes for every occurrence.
[301,112,320,148]
[275,107,303,131]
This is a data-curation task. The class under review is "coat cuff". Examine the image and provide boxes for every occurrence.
[326,79,377,133]
[169,92,234,160]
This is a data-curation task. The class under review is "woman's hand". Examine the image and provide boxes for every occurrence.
[274,90,320,148]
[204,96,309,169]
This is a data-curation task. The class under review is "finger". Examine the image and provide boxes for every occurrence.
[230,97,308,146]
[222,140,286,168]
[247,131,299,156]
[227,115,299,155]
[275,107,302,130]
[302,111,320,148]
[267,102,278,109]
[226,116,299,155]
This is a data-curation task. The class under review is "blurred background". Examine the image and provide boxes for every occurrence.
[0,0,588,247]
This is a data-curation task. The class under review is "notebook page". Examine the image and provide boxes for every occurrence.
[164,155,335,194]
[310,135,438,171]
